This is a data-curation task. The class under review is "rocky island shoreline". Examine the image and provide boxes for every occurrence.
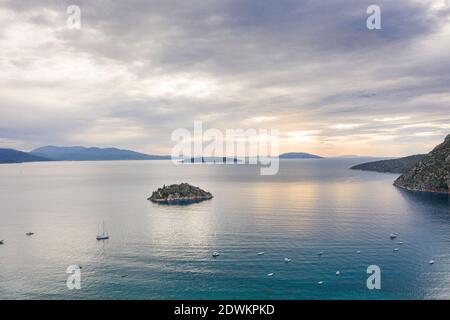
[148,183,213,204]
[394,134,450,194]
[349,134,450,194]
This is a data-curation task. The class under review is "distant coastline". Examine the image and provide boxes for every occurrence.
[0,146,170,164]
[0,148,51,164]
[0,146,325,164]
[279,152,323,159]
[350,155,425,174]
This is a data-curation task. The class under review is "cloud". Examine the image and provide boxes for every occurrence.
[0,0,449,156]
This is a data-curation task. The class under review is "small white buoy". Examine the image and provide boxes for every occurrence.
[429,260,435,265]
[257,252,265,256]
[267,273,274,277]
[212,251,220,257]
[336,271,340,276]
[284,258,291,263]
[318,281,324,285]
[393,248,399,252]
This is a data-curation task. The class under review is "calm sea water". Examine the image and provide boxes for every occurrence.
[0,159,449,300]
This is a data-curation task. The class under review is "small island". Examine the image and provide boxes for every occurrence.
[279,152,323,159]
[148,183,213,204]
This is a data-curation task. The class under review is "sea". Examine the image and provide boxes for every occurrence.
[0,158,449,299]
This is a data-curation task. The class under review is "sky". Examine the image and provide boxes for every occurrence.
[0,0,450,157]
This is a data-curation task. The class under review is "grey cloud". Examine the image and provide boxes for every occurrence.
[0,0,449,155]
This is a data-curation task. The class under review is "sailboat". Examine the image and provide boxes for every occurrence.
[96,221,109,240]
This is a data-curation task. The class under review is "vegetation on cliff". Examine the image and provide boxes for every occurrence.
[394,135,450,193]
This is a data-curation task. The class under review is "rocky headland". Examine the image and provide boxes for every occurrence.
[394,135,450,193]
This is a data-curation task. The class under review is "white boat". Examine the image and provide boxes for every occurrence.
[212,251,220,257]
[390,234,397,240]
[393,248,399,252]
[429,260,435,265]
[257,252,265,256]
[318,281,324,285]
[397,242,404,245]
[336,271,340,276]
[96,222,109,241]
[267,273,274,277]
[318,251,323,256]
[356,250,361,254]
[284,258,291,263]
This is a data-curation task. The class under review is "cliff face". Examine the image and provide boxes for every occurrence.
[394,135,450,193]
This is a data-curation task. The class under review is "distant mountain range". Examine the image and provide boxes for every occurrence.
[0,148,51,164]
[279,152,323,159]
[30,146,170,161]
[1,146,323,164]
[0,146,170,163]
[350,154,426,174]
